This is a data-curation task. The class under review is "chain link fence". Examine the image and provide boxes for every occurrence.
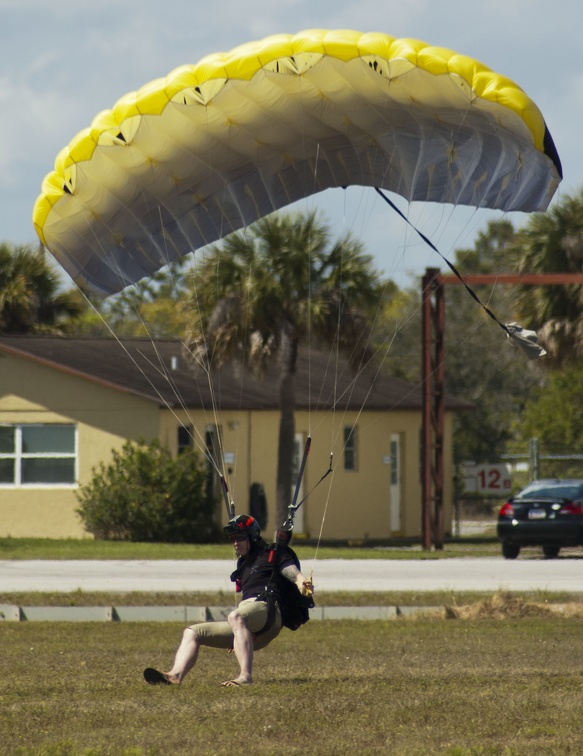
[501,438,583,490]
[453,440,583,535]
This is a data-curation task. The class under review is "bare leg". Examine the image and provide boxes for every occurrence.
[221,610,253,686]
[165,627,200,684]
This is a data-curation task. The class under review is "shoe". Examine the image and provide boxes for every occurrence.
[143,667,173,685]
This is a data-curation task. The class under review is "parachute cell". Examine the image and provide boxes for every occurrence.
[33,29,562,297]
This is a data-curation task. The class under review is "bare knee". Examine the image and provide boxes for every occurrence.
[227,609,246,632]
[182,626,198,643]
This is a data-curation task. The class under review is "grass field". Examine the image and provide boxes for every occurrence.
[3,610,583,755]
[2,588,583,608]
[3,537,583,753]
[0,536,501,561]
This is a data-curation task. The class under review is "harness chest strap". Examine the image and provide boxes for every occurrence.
[253,545,280,636]
[228,546,279,637]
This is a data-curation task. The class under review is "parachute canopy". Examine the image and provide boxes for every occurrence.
[33,29,562,297]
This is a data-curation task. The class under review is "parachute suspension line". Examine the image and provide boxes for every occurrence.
[375,188,547,360]
[307,155,314,440]
[122,259,225,482]
[218,249,258,521]
[307,256,413,446]
[185,219,262,520]
[311,455,334,571]
[376,188,503,316]
[278,436,334,583]
[183,256,236,507]
[97,151,190,294]
[74,183,228,478]
[168,120,245,515]
[322,233,383,462]
[305,189,381,566]
[287,443,335,587]
[72,287,221,477]
[293,189,402,558]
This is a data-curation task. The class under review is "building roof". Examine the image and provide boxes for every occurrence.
[0,335,472,412]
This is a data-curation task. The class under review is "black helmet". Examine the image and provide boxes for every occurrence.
[224,514,262,545]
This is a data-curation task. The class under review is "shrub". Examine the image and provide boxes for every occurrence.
[76,439,219,542]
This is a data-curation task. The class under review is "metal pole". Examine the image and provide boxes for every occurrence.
[421,269,436,550]
[433,277,445,550]
[421,271,583,548]
[421,268,446,551]
[529,437,540,482]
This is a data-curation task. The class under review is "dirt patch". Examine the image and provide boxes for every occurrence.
[444,591,583,620]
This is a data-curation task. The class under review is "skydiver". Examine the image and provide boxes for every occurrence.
[143,514,314,687]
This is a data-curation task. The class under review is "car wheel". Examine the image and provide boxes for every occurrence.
[543,545,560,559]
[502,542,520,559]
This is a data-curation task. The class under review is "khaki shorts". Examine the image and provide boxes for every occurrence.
[190,598,282,650]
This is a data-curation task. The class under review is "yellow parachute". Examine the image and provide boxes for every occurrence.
[33,29,562,297]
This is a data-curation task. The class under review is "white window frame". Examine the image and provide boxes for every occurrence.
[0,423,78,488]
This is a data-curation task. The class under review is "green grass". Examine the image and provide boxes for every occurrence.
[2,588,583,608]
[2,616,583,754]
[0,536,501,560]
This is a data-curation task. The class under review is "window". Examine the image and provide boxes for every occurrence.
[177,423,194,455]
[0,424,77,486]
[343,426,358,471]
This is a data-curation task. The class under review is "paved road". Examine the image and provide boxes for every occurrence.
[2,557,583,593]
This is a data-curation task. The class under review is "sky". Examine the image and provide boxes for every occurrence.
[2,0,582,291]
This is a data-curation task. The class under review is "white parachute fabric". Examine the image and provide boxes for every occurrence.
[33,30,562,297]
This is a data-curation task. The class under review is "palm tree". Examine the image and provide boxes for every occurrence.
[79,259,192,338]
[510,190,583,367]
[0,243,84,333]
[185,210,382,527]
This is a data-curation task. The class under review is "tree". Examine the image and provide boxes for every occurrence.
[185,210,383,527]
[443,220,545,464]
[454,219,516,275]
[0,243,84,333]
[375,220,545,465]
[373,284,421,382]
[73,259,192,338]
[516,365,583,451]
[510,189,583,367]
[76,439,217,542]
[376,220,521,385]
[511,364,583,478]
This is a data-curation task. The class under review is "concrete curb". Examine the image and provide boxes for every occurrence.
[0,604,439,622]
[20,606,113,622]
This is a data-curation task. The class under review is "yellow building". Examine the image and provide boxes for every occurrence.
[0,336,469,541]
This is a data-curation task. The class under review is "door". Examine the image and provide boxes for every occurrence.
[390,433,401,533]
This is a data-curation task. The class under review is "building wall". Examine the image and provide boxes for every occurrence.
[293,410,420,540]
[159,406,455,541]
[0,352,159,537]
[1,351,454,540]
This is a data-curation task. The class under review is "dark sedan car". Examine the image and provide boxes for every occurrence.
[497,479,583,559]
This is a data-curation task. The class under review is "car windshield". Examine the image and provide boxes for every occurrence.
[517,484,583,500]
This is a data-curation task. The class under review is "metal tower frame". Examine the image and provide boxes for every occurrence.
[421,269,583,551]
